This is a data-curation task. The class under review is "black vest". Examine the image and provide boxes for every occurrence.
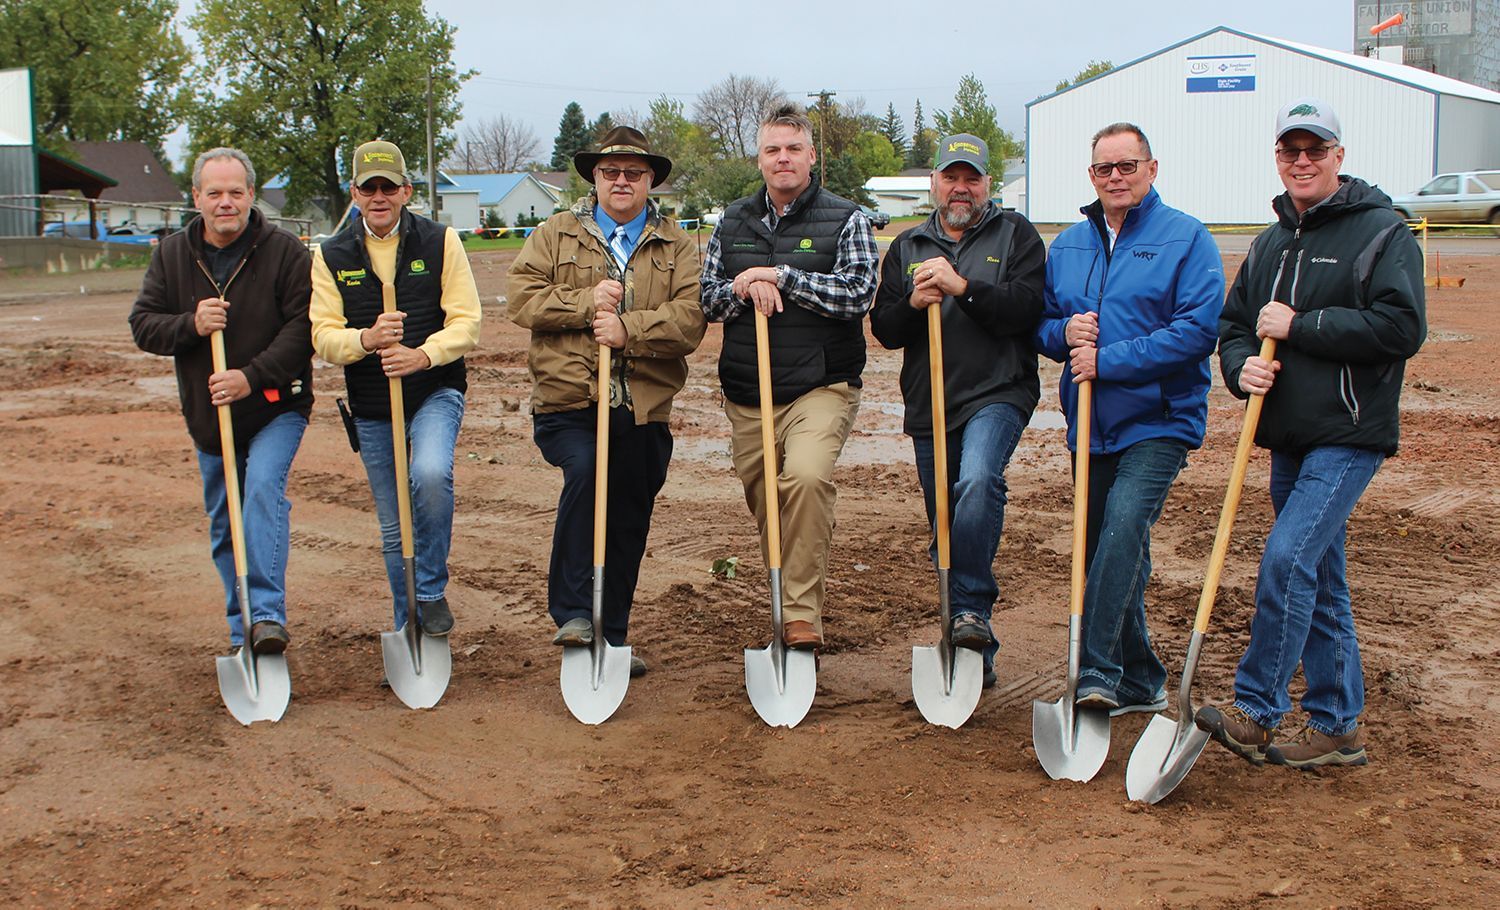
[717,179,864,406]
[320,210,465,420]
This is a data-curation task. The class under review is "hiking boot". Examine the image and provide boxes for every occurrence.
[250,621,289,656]
[1075,684,1119,712]
[419,597,453,636]
[1195,704,1273,766]
[1268,725,1368,770]
[983,666,997,690]
[629,656,647,678]
[783,620,822,650]
[552,618,593,647]
[951,613,996,650]
[1111,688,1169,718]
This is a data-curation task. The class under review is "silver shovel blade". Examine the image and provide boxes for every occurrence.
[1031,697,1111,782]
[1125,712,1210,803]
[560,642,631,725]
[744,645,817,728]
[911,645,983,728]
[215,649,290,725]
[380,628,452,710]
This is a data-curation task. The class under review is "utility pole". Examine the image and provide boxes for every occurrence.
[425,69,440,219]
[807,89,836,187]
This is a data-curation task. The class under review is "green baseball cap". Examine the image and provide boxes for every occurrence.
[352,140,407,186]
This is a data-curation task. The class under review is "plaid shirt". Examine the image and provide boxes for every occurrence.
[700,195,878,323]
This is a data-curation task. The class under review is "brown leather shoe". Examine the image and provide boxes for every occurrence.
[782,620,822,650]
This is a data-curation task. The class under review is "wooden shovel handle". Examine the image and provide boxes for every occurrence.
[595,343,611,566]
[1070,380,1092,619]
[754,309,781,570]
[382,285,415,561]
[1193,336,1277,634]
[210,328,248,578]
[927,304,951,569]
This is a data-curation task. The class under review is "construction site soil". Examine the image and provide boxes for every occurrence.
[1,239,1496,907]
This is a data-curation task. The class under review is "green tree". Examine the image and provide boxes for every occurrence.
[879,103,906,158]
[187,0,468,214]
[849,131,903,179]
[1056,60,1114,92]
[589,111,615,145]
[907,100,934,169]
[550,101,589,170]
[0,0,191,157]
[820,155,873,207]
[933,73,1020,174]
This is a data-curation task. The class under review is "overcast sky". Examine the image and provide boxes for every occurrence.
[173,2,1357,164]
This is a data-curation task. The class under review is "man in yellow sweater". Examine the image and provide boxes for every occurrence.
[310,140,481,635]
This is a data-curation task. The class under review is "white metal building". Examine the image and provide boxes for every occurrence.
[1025,26,1500,224]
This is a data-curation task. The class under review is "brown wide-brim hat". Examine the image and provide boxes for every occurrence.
[573,126,672,187]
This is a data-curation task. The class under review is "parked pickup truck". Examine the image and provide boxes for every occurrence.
[1390,171,1500,229]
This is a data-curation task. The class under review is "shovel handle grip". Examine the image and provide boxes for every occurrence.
[210,328,249,578]
[383,285,415,560]
[1193,337,1277,634]
[1070,380,1092,619]
[927,304,951,569]
[754,309,782,570]
[595,343,611,566]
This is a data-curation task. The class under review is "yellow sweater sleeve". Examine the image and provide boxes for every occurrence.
[308,245,370,365]
[419,227,482,368]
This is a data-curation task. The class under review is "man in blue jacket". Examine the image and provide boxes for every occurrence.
[1035,123,1223,715]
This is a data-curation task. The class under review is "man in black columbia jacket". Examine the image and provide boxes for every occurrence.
[1198,98,1425,770]
[871,134,1045,689]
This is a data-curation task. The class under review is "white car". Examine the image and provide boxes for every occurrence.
[1390,171,1500,229]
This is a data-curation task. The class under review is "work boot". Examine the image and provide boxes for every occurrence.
[1268,725,1368,770]
[951,613,996,650]
[629,656,647,678]
[783,620,822,650]
[1195,704,1274,766]
[552,617,593,646]
[250,621,289,656]
[419,597,453,636]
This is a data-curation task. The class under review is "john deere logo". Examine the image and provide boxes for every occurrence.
[363,151,397,164]
[948,141,982,155]
[410,259,427,274]
[336,268,367,285]
[798,238,813,250]
[1288,103,1319,117]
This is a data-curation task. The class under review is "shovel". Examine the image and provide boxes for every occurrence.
[559,342,632,724]
[378,285,452,710]
[1032,379,1111,781]
[744,308,817,728]
[911,302,983,728]
[1126,337,1276,804]
[211,328,292,725]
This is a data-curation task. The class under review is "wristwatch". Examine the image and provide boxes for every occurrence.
[775,264,789,286]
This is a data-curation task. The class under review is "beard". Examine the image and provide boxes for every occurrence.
[939,195,982,231]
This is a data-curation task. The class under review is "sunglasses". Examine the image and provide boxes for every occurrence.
[1090,159,1147,178]
[354,180,404,197]
[596,166,650,182]
[1275,144,1338,163]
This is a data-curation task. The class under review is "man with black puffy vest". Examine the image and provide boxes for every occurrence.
[700,102,879,651]
[310,139,481,637]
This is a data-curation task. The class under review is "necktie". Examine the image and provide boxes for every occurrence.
[609,225,630,272]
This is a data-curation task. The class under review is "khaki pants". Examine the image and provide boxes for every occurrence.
[724,382,861,633]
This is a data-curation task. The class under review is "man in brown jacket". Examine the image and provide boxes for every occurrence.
[507,127,705,675]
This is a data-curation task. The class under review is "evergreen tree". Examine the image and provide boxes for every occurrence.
[907,100,935,170]
[934,73,1021,174]
[879,102,906,158]
[550,101,590,170]
[590,112,615,145]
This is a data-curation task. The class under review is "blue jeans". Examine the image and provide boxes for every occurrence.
[533,405,672,646]
[354,386,465,629]
[1233,446,1383,737]
[912,402,1027,671]
[197,410,308,646]
[1078,438,1189,702]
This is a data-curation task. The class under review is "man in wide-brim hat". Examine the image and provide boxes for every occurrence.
[507,126,705,679]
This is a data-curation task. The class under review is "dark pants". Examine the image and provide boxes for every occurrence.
[533,405,672,646]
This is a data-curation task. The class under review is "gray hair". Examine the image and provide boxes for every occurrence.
[1090,123,1153,160]
[759,102,815,145]
[192,147,257,190]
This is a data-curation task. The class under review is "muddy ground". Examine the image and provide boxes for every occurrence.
[0,238,1496,908]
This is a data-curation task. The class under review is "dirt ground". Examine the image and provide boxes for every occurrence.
[1,237,1496,908]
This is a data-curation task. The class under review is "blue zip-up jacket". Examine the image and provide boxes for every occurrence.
[1035,187,1223,454]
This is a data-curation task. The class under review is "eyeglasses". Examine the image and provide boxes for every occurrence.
[1090,159,1147,178]
[596,166,650,182]
[354,180,404,197]
[1275,144,1338,164]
